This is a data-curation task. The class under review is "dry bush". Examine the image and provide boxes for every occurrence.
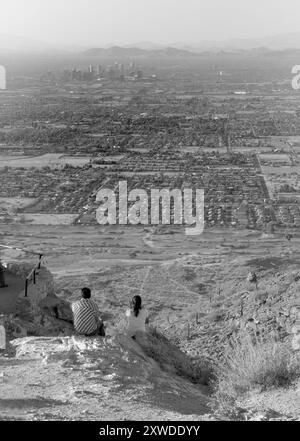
[206,310,225,323]
[212,332,300,415]
[183,267,197,281]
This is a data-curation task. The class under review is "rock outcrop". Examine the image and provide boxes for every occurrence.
[0,334,212,421]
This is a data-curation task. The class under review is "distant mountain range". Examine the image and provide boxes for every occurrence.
[82,32,300,57]
[82,45,198,57]
[176,31,300,52]
[87,32,300,55]
[1,30,300,54]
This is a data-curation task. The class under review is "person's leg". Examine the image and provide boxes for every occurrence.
[0,269,8,288]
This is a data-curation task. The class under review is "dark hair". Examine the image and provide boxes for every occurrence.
[81,287,91,299]
[131,295,142,317]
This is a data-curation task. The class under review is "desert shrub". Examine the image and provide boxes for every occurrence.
[193,282,207,295]
[7,262,38,279]
[183,267,196,281]
[210,301,221,308]
[255,291,268,303]
[206,310,225,323]
[212,332,300,414]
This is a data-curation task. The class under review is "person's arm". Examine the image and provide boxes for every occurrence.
[125,309,131,327]
[71,303,76,325]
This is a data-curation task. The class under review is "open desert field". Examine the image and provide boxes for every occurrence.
[0,154,91,169]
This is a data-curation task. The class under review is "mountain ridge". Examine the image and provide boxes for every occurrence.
[82,45,198,57]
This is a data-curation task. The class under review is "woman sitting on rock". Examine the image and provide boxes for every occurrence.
[125,295,149,340]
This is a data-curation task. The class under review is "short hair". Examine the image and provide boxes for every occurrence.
[81,287,91,299]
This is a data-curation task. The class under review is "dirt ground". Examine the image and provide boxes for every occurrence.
[1,223,300,420]
[0,336,213,421]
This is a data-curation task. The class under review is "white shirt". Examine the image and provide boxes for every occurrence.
[125,308,148,337]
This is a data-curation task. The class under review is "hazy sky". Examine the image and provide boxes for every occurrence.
[0,0,300,47]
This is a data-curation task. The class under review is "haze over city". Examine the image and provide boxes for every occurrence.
[1,0,300,49]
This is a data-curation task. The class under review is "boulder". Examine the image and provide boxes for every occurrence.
[39,294,73,323]
[14,297,34,320]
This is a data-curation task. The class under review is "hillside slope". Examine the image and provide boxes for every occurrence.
[1,232,300,421]
[0,334,212,421]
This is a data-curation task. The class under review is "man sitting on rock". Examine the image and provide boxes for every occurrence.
[71,287,105,337]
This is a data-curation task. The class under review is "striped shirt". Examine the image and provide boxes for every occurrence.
[71,298,100,336]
